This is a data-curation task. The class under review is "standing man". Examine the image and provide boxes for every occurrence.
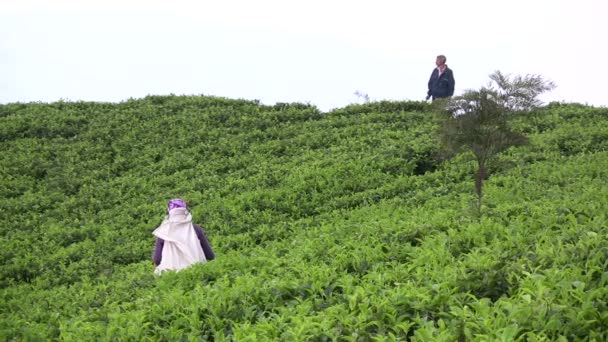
[426,55,455,101]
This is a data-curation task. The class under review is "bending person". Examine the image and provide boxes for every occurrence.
[152,199,215,275]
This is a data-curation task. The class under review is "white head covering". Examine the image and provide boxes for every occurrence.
[153,207,206,275]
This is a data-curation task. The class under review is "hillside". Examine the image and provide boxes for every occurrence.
[1,96,607,340]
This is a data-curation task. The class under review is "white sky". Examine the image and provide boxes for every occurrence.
[1,0,606,111]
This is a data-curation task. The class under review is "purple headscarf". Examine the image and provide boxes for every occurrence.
[167,198,188,212]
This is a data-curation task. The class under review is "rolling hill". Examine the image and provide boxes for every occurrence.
[1,96,607,340]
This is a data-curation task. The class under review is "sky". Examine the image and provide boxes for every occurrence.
[1,0,607,112]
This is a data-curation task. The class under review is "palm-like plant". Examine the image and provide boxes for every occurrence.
[436,71,556,211]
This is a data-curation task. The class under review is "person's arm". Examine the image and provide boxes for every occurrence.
[427,70,434,97]
[152,238,164,266]
[194,224,215,260]
[448,69,455,96]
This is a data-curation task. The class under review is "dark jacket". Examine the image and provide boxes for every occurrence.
[152,224,215,266]
[427,66,455,100]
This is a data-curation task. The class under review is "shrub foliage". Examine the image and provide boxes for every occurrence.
[1,95,607,340]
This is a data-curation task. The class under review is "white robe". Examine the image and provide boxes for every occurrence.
[153,208,207,275]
